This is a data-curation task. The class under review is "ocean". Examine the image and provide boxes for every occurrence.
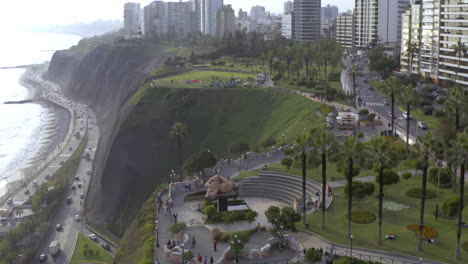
[0,30,81,196]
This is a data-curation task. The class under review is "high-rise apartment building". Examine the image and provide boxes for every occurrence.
[200,0,224,36]
[143,1,166,37]
[282,13,293,39]
[400,3,421,74]
[250,6,267,22]
[238,8,248,20]
[143,1,194,38]
[321,4,339,20]
[284,1,294,14]
[124,2,142,35]
[354,0,410,57]
[216,4,235,38]
[336,13,354,50]
[400,0,468,87]
[293,0,321,42]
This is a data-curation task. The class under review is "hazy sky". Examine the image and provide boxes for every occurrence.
[0,0,354,29]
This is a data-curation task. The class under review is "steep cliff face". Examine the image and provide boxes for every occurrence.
[47,44,172,227]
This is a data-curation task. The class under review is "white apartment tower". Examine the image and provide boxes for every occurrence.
[216,4,235,38]
[284,1,294,14]
[293,0,321,42]
[124,2,142,35]
[200,0,224,36]
[400,3,421,74]
[336,13,354,51]
[282,13,293,39]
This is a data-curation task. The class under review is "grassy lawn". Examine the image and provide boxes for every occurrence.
[412,109,441,130]
[154,71,257,89]
[70,233,113,264]
[236,161,413,182]
[299,175,468,264]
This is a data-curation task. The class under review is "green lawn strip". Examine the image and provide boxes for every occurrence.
[154,71,257,89]
[299,175,468,264]
[86,222,121,246]
[411,109,440,130]
[236,162,413,182]
[70,233,113,264]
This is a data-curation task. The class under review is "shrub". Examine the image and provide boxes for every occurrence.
[281,158,294,169]
[406,225,438,239]
[357,131,364,138]
[169,222,187,234]
[305,248,323,263]
[204,205,217,220]
[441,196,461,218]
[402,172,412,180]
[422,105,434,115]
[406,188,437,199]
[367,113,376,122]
[350,211,376,224]
[358,109,369,115]
[428,167,453,188]
[375,169,400,186]
[262,137,277,148]
[434,109,446,118]
[335,257,381,264]
[182,150,217,175]
[344,181,375,200]
[463,241,468,252]
[212,228,222,241]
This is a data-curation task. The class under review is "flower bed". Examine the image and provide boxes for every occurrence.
[383,201,410,212]
[406,225,439,240]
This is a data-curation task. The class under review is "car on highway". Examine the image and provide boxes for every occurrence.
[6,198,13,205]
[39,252,48,263]
[75,176,80,181]
[66,197,72,204]
[74,215,81,221]
[403,112,413,120]
[100,243,111,250]
[56,224,63,231]
[59,160,64,165]
[417,121,428,130]
[86,169,91,175]
[88,234,97,241]
[80,193,84,199]
[77,183,82,188]
[70,184,76,190]
[369,86,374,90]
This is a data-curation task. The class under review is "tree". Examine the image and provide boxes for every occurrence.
[246,210,258,230]
[305,248,323,264]
[445,86,465,133]
[182,150,217,175]
[169,122,188,177]
[452,40,466,89]
[383,77,403,136]
[406,41,419,74]
[413,132,437,251]
[336,136,367,237]
[265,206,301,232]
[281,158,294,169]
[311,129,337,229]
[367,136,401,244]
[398,84,417,154]
[350,64,359,102]
[285,131,312,225]
[344,181,375,200]
[451,132,468,260]
[230,142,250,156]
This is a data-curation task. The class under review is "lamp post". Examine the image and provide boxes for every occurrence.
[278,225,285,251]
[170,170,176,185]
[155,220,159,248]
[230,234,242,263]
[349,235,354,258]
[181,243,185,264]
[419,257,423,264]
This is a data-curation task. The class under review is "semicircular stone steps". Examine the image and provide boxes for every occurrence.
[237,171,333,210]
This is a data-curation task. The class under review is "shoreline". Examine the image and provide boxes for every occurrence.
[0,66,71,195]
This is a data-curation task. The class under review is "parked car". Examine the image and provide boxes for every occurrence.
[80,193,84,199]
[88,234,97,241]
[100,243,111,250]
[75,176,80,181]
[59,160,64,165]
[74,215,81,221]
[6,198,13,205]
[56,224,63,231]
[77,183,82,189]
[66,197,72,204]
[403,112,413,120]
[86,169,91,175]
[417,121,428,130]
[70,184,76,190]
[39,252,48,263]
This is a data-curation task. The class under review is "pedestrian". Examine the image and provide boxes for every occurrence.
[159,199,162,209]
[328,185,333,197]
[198,253,202,263]
[210,256,214,264]
[191,236,196,248]
[163,202,167,213]
[213,240,218,252]
[315,191,320,203]
[314,200,318,209]
[203,256,208,264]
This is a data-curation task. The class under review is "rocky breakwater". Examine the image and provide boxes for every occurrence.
[46,43,173,227]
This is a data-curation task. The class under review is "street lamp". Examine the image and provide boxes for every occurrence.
[230,234,242,263]
[181,243,185,264]
[278,225,285,251]
[419,257,423,264]
[349,235,354,258]
[155,220,159,248]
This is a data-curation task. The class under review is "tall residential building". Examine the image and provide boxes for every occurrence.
[166,1,193,36]
[124,2,142,35]
[200,0,224,36]
[284,1,294,14]
[143,1,193,38]
[238,8,248,20]
[400,2,421,74]
[281,13,293,39]
[217,4,235,38]
[336,13,354,50]
[354,0,410,57]
[293,0,321,42]
[250,6,267,22]
[143,1,165,37]
[321,4,339,20]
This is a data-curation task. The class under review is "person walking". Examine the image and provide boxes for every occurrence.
[203,256,208,264]
[197,253,202,263]
[191,236,196,248]
[213,240,218,252]
[210,256,214,264]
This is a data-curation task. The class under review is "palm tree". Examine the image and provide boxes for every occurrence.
[398,84,416,154]
[169,122,188,175]
[414,132,437,251]
[336,136,366,237]
[406,41,419,74]
[312,129,337,229]
[445,85,465,133]
[383,77,403,136]
[350,64,359,103]
[367,137,400,245]
[451,133,468,260]
[452,40,466,88]
[287,131,312,225]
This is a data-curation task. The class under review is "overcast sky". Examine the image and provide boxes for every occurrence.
[0,0,354,30]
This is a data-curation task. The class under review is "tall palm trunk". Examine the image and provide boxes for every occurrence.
[347,159,354,238]
[353,72,356,99]
[456,163,465,259]
[378,165,384,245]
[177,135,183,180]
[418,165,428,251]
[305,57,310,79]
[406,104,411,154]
[302,150,307,225]
[321,153,327,229]
[391,93,395,136]
[409,52,413,74]
[452,167,458,193]
[455,107,460,132]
